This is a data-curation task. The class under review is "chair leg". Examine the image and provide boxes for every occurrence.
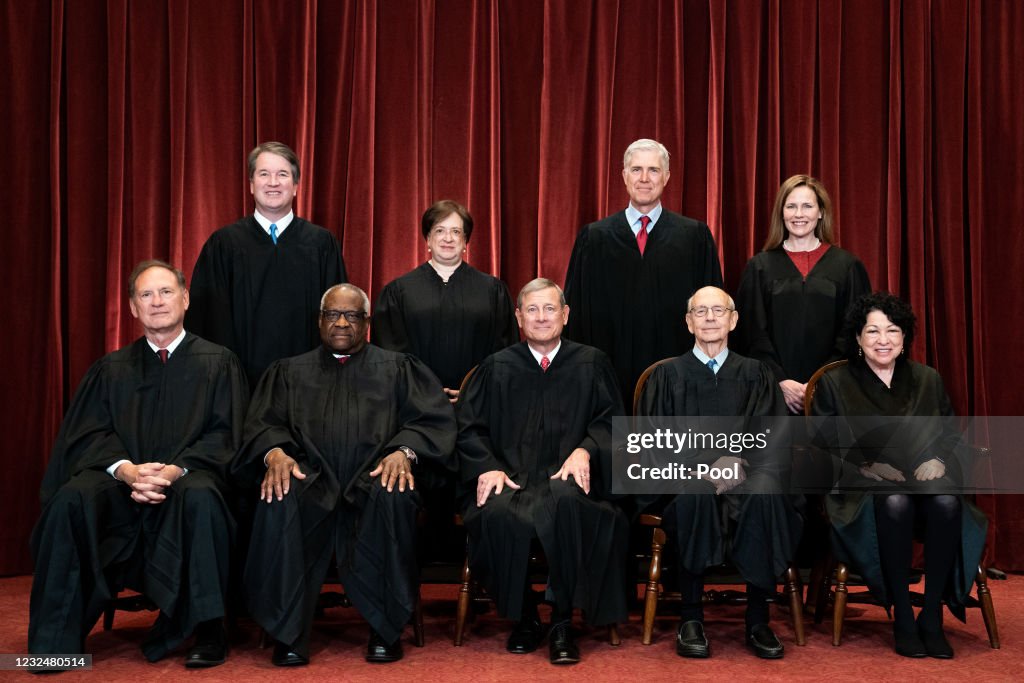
[413,594,425,647]
[832,563,849,646]
[454,554,472,646]
[976,565,1000,649]
[784,565,806,645]
[607,624,621,646]
[642,527,666,645]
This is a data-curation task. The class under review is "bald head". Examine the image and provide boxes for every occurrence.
[685,286,738,350]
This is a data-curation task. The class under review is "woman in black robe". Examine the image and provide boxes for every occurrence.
[811,293,987,658]
[735,175,870,413]
[372,199,518,401]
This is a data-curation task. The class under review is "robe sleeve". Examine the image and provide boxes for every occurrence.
[742,361,789,472]
[381,355,457,470]
[370,281,410,351]
[832,257,871,359]
[562,226,590,342]
[233,359,304,487]
[491,278,520,351]
[735,258,787,381]
[170,351,249,481]
[39,360,131,505]
[185,236,236,351]
[455,359,506,482]
[581,352,624,498]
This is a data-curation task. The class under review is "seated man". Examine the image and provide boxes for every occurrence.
[29,260,247,668]
[457,278,629,665]
[238,283,456,666]
[636,286,800,659]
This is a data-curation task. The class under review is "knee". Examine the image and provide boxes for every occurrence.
[876,493,912,521]
[926,494,961,521]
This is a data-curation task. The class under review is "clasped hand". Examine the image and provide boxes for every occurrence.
[116,462,184,505]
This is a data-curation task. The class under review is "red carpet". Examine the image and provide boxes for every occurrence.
[1,575,1019,681]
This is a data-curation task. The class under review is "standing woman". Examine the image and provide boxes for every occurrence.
[373,199,519,401]
[735,175,871,413]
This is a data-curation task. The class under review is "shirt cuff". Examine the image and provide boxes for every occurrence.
[107,459,130,480]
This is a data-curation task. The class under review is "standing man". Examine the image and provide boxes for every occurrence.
[635,286,800,660]
[457,278,629,666]
[564,138,722,410]
[238,284,455,666]
[187,141,347,389]
[29,260,247,668]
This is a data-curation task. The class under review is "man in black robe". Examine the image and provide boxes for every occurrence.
[564,138,722,411]
[186,141,347,389]
[636,286,799,660]
[238,283,456,666]
[458,278,628,666]
[29,260,247,668]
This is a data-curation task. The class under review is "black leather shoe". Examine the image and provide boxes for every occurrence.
[746,623,784,659]
[676,620,710,658]
[893,626,927,658]
[366,629,403,663]
[548,620,580,665]
[918,624,954,659]
[506,616,543,654]
[185,620,228,668]
[271,641,309,667]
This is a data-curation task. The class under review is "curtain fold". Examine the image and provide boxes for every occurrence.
[4,0,1023,574]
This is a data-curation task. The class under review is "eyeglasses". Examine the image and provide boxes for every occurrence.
[688,305,733,318]
[321,309,366,324]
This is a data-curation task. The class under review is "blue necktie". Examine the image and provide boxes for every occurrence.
[270,223,278,244]
[707,358,717,373]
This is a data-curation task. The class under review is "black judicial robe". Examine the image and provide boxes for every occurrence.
[636,351,801,590]
[186,216,347,387]
[237,344,456,651]
[29,334,247,659]
[811,359,987,620]
[457,341,629,625]
[734,246,870,384]
[564,209,722,410]
[371,262,519,390]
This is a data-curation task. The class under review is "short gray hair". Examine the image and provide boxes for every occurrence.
[321,283,370,314]
[623,138,670,174]
[516,278,565,308]
[685,286,735,312]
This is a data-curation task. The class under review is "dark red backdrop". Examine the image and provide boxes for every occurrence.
[3,0,1023,575]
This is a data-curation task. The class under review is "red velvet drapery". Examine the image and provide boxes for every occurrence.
[3,0,1023,574]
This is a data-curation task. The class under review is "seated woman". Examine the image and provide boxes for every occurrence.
[811,292,987,658]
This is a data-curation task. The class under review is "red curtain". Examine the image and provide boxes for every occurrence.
[3,0,1023,574]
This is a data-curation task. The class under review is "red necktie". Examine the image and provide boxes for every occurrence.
[158,349,168,364]
[541,356,550,372]
[338,355,349,365]
[637,215,651,255]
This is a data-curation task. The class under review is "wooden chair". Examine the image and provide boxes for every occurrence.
[452,365,621,647]
[803,359,999,648]
[633,358,806,646]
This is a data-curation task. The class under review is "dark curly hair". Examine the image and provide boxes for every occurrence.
[842,292,916,361]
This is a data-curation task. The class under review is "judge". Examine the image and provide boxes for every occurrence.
[734,175,870,413]
[29,260,247,668]
[238,283,456,666]
[372,199,518,401]
[186,141,347,389]
[564,138,722,410]
[457,278,629,666]
[636,286,799,660]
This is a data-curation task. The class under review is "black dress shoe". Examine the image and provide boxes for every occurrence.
[548,620,580,665]
[507,616,543,654]
[676,620,710,658]
[271,641,309,667]
[918,623,954,659]
[893,626,927,658]
[366,629,403,663]
[185,620,228,668]
[746,623,784,659]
